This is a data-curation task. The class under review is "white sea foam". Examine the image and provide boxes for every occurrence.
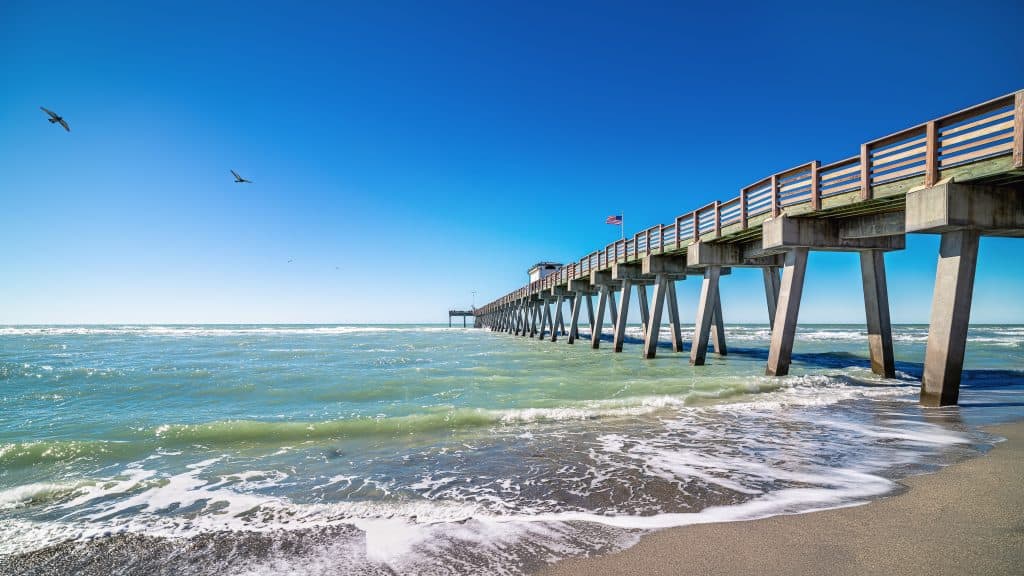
[0,482,77,510]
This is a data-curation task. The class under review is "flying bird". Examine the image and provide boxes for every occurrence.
[230,170,252,183]
[40,107,70,132]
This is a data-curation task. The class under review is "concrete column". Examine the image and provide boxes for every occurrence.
[529,301,539,337]
[586,294,595,334]
[643,274,669,359]
[666,280,684,353]
[637,285,650,339]
[608,287,619,333]
[762,266,781,330]
[591,286,608,349]
[538,300,551,340]
[613,279,633,353]
[568,292,583,344]
[690,266,721,366]
[766,248,809,376]
[921,230,980,406]
[557,299,567,336]
[711,291,727,355]
[551,296,564,342]
[860,250,895,378]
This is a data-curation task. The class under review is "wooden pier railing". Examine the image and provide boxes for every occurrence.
[477,90,1024,314]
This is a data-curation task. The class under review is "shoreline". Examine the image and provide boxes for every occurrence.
[539,420,1024,576]
[2,422,1021,574]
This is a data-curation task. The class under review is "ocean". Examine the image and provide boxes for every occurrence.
[1,324,1022,575]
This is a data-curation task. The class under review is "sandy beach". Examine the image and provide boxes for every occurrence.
[542,420,1024,576]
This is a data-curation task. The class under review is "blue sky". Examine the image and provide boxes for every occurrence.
[1,0,1022,324]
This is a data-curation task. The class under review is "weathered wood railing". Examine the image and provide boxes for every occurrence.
[478,91,1024,314]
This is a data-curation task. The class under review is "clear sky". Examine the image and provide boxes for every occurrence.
[1,0,1022,324]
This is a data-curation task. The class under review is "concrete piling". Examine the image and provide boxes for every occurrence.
[766,248,808,376]
[551,295,564,342]
[711,290,727,356]
[762,266,781,329]
[591,286,609,349]
[613,279,633,353]
[637,284,650,340]
[568,292,583,344]
[860,250,895,378]
[690,266,721,366]
[666,281,684,353]
[643,274,669,359]
[921,230,980,406]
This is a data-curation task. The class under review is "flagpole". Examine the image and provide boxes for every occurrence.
[620,211,624,240]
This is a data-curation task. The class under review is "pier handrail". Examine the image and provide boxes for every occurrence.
[478,90,1024,313]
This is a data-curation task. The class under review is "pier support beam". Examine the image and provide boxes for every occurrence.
[537,299,550,340]
[557,299,567,336]
[586,294,595,335]
[641,254,687,354]
[550,295,564,342]
[762,215,905,253]
[568,292,583,344]
[711,291,727,356]
[666,281,684,353]
[906,181,1024,405]
[921,230,980,406]
[591,286,609,349]
[589,272,621,349]
[637,285,650,339]
[611,264,644,353]
[608,287,619,333]
[763,266,781,329]
[860,250,895,378]
[766,248,809,376]
[642,274,669,359]
[613,279,633,353]
[690,266,721,366]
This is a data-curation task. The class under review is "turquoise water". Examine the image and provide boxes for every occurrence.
[1,324,1022,574]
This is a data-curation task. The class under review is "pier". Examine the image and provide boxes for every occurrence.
[474,91,1024,406]
[448,309,477,328]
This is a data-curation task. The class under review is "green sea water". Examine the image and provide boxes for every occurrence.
[1,324,1022,575]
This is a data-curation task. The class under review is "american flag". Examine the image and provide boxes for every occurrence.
[605,214,623,225]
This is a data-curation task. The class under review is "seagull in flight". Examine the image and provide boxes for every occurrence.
[230,170,252,183]
[40,107,70,132]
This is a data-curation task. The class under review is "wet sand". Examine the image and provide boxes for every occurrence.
[541,420,1024,576]
[3,424,1021,575]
